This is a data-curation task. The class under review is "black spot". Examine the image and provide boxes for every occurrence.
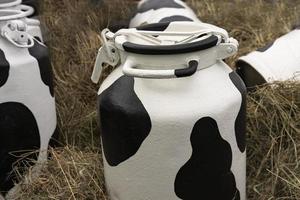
[138,0,185,13]
[109,20,130,32]
[28,41,54,97]
[0,49,9,88]
[175,117,239,200]
[34,36,42,42]
[235,60,266,89]
[136,22,170,31]
[0,102,40,195]
[159,15,193,23]
[98,76,151,166]
[257,42,274,52]
[234,190,241,200]
[229,72,247,153]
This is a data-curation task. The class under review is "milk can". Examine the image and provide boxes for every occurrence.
[130,0,201,28]
[92,21,246,200]
[0,10,57,198]
[0,0,42,42]
[236,27,300,88]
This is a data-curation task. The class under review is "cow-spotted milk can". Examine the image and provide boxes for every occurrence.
[92,21,246,200]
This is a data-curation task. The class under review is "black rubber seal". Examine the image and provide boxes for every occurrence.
[123,35,219,55]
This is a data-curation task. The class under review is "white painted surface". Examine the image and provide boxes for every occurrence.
[0,36,56,198]
[130,0,201,28]
[238,29,300,82]
[100,62,246,200]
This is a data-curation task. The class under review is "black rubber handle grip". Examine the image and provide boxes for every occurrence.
[122,35,218,55]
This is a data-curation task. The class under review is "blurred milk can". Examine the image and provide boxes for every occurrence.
[92,21,246,200]
[0,9,57,199]
[130,0,201,27]
[0,0,43,42]
[236,27,300,88]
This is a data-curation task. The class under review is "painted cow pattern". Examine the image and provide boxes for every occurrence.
[130,0,199,28]
[0,102,40,196]
[28,40,54,96]
[99,0,246,199]
[229,72,247,153]
[237,28,300,87]
[0,49,9,88]
[99,63,246,200]
[0,39,57,197]
[99,76,151,166]
[159,15,193,23]
[175,117,240,200]
[137,0,185,13]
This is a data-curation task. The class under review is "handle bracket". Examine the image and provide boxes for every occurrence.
[1,20,34,48]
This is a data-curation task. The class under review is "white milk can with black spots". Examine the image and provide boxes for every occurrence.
[236,26,300,88]
[92,20,247,200]
[0,10,57,199]
[130,0,201,28]
[0,0,42,42]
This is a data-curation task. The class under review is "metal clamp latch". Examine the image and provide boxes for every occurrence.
[91,29,120,83]
[1,20,34,48]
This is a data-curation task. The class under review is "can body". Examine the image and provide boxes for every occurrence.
[0,28,57,198]
[236,28,300,88]
[130,0,201,27]
[98,61,246,200]
[98,0,246,199]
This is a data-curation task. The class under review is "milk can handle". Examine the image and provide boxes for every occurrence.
[123,59,198,79]
[19,5,35,17]
[0,9,31,21]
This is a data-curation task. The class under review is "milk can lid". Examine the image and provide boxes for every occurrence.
[120,22,220,55]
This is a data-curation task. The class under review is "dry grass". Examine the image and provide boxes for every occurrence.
[11,0,300,199]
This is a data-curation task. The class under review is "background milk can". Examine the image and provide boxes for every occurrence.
[0,0,43,42]
[236,27,300,88]
[130,0,201,28]
[0,10,57,199]
[92,20,246,200]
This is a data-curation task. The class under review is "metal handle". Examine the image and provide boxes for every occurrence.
[122,59,198,79]
[18,5,35,17]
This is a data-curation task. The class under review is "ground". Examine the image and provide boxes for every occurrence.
[12,0,300,199]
